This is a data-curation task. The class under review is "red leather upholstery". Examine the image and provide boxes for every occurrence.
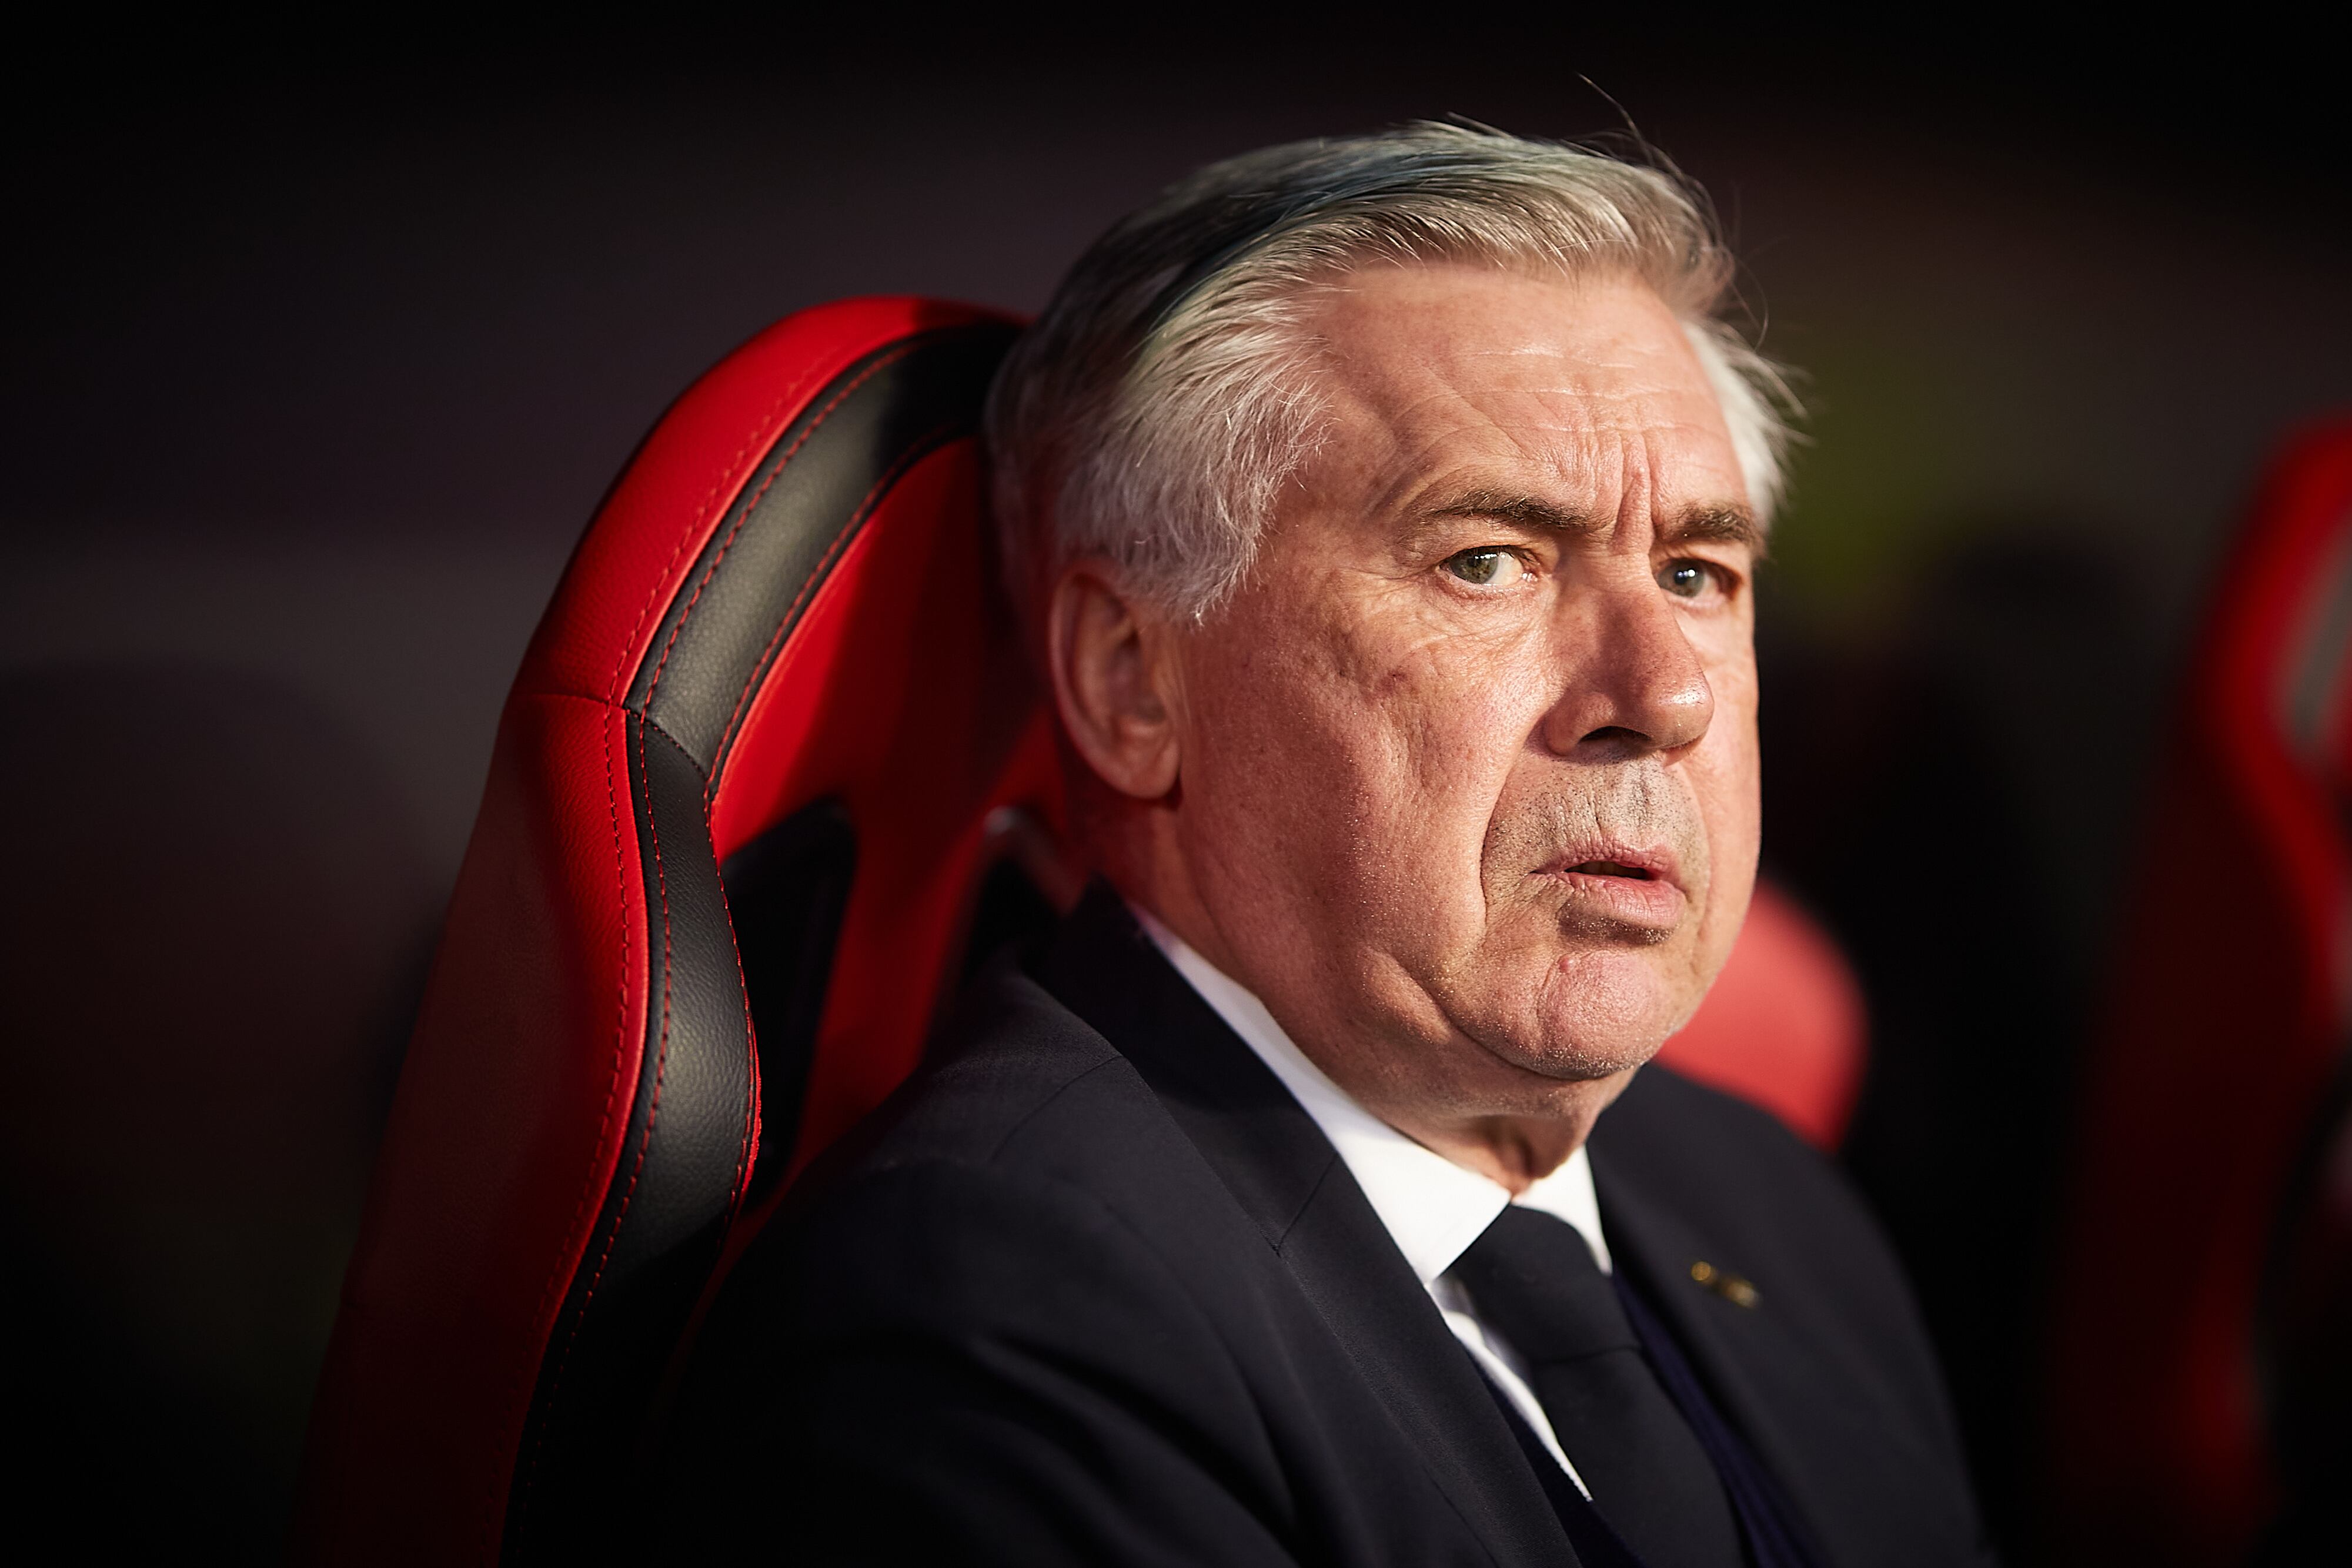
[2046,421,2352,1564]
[296,299,1049,1564]
[1659,879,1867,1152]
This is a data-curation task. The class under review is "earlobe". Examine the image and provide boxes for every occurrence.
[1046,564,1184,802]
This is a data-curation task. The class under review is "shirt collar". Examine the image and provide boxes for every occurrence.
[1130,902,1612,1281]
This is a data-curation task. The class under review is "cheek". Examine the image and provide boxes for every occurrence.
[1351,603,1546,795]
[1177,620,1375,883]
[1186,602,1539,915]
[1344,650,1565,955]
[1691,674,1762,939]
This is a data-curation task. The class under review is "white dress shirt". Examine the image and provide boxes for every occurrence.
[1132,906,1607,1497]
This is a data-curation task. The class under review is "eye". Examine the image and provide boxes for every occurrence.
[1443,547,1528,589]
[1656,559,1725,600]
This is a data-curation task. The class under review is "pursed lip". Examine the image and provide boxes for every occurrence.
[1531,842,1688,930]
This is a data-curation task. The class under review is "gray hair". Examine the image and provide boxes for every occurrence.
[985,122,1798,619]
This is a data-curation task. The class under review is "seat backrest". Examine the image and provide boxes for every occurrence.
[295,299,1058,1565]
[2046,420,2352,1564]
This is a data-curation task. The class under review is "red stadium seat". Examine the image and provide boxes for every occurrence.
[1659,878,1867,1152]
[294,296,1877,1563]
[2046,420,2352,1565]
[295,299,1058,1564]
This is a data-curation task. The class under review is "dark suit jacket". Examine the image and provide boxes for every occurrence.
[662,890,1995,1566]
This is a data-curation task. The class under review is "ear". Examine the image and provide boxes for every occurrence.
[1046,562,1182,801]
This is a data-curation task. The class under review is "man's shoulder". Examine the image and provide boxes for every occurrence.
[706,960,1263,1383]
[663,962,1313,1567]
[808,956,1179,1183]
[752,955,1255,1313]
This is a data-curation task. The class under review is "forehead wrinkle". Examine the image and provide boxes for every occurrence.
[1329,337,1617,504]
[1301,285,1743,543]
[1359,393,1631,529]
[1617,427,1662,533]
[1635,414,1760,548]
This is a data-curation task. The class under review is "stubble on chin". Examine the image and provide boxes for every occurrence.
[1434,765,1715,1079]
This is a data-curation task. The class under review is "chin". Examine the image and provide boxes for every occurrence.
[1488,1031,1661,1086]
[1501,948,1696,1078]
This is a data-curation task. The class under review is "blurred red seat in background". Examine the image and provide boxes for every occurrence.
[1661,878,1868,1152]
[2048,420,2352,1566]
[293,297,1880,1564]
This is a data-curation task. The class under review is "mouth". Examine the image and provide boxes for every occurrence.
[1565,858,1654,880]
[1538,844,1679,885]
[1532,845,1687,932]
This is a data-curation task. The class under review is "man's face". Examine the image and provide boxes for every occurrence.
[1164,263,1761,1129]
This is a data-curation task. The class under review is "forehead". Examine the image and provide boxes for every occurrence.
[1294,263,1746,520]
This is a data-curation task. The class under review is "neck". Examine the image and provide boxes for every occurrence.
[1373,1092,1624,1195]
[1092,801,1251,978]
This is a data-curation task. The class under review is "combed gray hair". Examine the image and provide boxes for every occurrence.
[985,122,1798,620]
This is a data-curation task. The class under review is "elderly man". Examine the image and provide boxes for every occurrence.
[666,126,1992,1567]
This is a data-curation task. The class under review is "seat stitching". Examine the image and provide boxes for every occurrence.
[495,330,911,1541]
[710,770,760,1209]
[503,327,961,1536]
[535,711,681,1436]
[708,416,962,780]
[600,355,831,705]
[637,343,920,724]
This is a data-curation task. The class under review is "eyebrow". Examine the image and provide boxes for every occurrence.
[1424,491,1768,556]
[1661,504,1768,557]
[1426,490,1599,533]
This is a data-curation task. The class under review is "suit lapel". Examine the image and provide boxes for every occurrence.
[1038,888,1577,1568]
[1589,1075,1960,1568]
[1592,1156,1855,1552]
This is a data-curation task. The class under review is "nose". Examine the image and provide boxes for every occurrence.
[1536,569,1715,759]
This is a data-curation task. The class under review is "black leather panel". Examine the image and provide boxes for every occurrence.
[605,719,757,1283]
[505,716,754,1566]
[719,798,856,1203]
[623,323,1018,777]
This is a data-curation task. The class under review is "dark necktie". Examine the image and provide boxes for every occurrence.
[1450,1206,1745,1568]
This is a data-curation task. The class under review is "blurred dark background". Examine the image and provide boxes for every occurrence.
[4,14,2346,1560]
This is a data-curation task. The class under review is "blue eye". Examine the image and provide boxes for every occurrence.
[1658,560,1715,599]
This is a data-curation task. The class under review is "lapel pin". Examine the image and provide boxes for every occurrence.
[1690,1260,1759,1308]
